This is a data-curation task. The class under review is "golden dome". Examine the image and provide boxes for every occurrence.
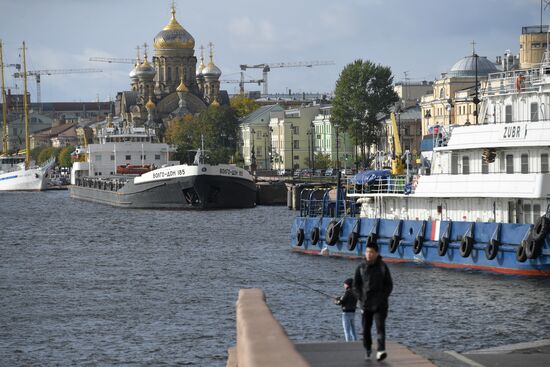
[145,98,156,110]
[154,6,195,50]
[176,77,188,93]
[136,52,156,79]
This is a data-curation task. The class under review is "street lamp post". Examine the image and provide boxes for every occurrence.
[310,123,315,171]
[290,123,294,176]
[263,132,268,170]
[334,123,341,217]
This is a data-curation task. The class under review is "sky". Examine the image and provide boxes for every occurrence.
[0,0,547,103]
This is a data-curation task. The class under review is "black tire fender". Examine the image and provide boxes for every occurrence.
[296,228,305,247]
[389,235,400,253]
[438,237,449,256]
[485,239,499,260]
[311,227,320,246]
[326,221,341,246]
[460,236,474,257]
[516,241,528,263]
[413,236,423,254]
[532,216,550,243]
[347,232,359,251]
[525,238,542,259]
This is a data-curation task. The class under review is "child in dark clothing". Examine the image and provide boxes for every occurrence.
[334,278,358,341]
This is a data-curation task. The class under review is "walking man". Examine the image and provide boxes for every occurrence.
[334,278,357,341]
[353,242,393,361]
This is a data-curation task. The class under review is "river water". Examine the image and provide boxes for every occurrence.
[1,190,550,366]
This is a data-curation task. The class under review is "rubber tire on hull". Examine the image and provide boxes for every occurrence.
[413,236,423,254]
[485,239,499,260]
[311,227,320,246]
[516,241,528,263]
[533,216,550,243]
[460,236,474,257]
[438,237,449,256]
[347,232,359,251]
[389,235,400,253]
[366,233,377,248]
[525,238,542,259]
[326,221,341,246]
[296,228,305,246]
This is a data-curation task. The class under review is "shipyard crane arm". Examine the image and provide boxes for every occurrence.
[238,60,335,95]
[390,112,404,175]
[89,57,134,64]
[13,68,103,104]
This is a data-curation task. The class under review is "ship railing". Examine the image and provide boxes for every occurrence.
[486,68,548,95]
[346,175,410,195]
[299,187,358,217]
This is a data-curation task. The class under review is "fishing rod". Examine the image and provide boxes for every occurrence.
[230,258,337,300]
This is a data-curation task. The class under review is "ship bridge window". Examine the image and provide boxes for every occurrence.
[110,155,114,161]
[521,154,529,173]
[125,155,131,160]
[541,153,549,173]
[155,154,161,160]
[523,204,532,225]
[530,103,539,122]
[505,105,512,123]
[462,156,470,174]
[95,155,102,161]
[506,154,514,174]
[482,159,489,174]
[451,153,459,175]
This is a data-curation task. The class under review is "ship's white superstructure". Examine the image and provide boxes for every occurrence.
[350,59,550,226]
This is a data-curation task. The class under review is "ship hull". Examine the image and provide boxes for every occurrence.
[291,217,550,276]
[0,167,48,191]
[69,173,256,209]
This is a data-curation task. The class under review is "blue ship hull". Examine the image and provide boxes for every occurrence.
[291,217,550,276]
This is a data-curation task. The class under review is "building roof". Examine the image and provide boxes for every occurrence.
[447,55,499,78]
[240,104,283,125]
[31,122,77,138]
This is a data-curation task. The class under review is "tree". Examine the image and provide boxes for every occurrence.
[166,105,240,165]
[57,146,75,167]
[314,153,332,169]
[331,59,398,169]
[36,146,60,164]
[230,95,260,118]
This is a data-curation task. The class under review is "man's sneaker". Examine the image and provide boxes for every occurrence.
[376,351,387,361]
[364,350,372,360]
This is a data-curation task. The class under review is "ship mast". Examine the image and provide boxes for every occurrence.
[21,41,30,169]
[0,40,8,156]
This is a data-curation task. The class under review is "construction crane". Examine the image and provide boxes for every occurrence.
[13,68,103,103]
[239,60,335,95]
[220,78,264,94]
[89,57,134,64]
[389,112,404,175]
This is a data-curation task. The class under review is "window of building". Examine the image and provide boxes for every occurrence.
[506,154,514,173]
[531,103,539,122]
[462,156,470,174]
[293,140,299,149]
[482,159,489,174]
[505,105,512,123]
[95,154,102,161]
[125,155,131,160]
[521,153,529,173]
[110,155,115,161]
[140,155,147,160]
[439,88,445,99]
[451,153,459,175]
[541,153,549,173]
[532,42,542,48]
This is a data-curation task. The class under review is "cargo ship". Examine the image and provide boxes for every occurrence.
[290,53,550,276]
[69,121,256,209]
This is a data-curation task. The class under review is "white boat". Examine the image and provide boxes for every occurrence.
[0,41,54,192]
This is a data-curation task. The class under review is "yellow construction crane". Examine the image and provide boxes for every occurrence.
[239,60,335,95]
[390,112,404,175]
[13,68,103,103]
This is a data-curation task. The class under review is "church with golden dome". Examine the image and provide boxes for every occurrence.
[117,5,223,128]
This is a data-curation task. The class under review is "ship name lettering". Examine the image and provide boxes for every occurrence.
[177,169,186,176]
[503,125,521,139]
[153,171,165,179]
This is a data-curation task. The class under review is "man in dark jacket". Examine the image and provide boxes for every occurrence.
[353,242,393,361]
[334,278,357,341]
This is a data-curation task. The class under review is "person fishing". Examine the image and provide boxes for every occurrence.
[334,278,358,341]
[354,242,393,361]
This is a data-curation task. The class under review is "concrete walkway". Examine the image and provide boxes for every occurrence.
[295,341,436,367]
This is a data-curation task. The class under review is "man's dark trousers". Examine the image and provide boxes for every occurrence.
[362,308,387,351]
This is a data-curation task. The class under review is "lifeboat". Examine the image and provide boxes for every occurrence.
[116,164,152,175]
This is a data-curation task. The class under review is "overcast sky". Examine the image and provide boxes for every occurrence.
[0,0,546,103]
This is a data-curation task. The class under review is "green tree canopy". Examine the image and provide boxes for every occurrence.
[331,59,398,167]
[167,105,240,165]
[230,95,260,118]
[57,146,75,167]
[36,146,60,165]
[313,153,332,170]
